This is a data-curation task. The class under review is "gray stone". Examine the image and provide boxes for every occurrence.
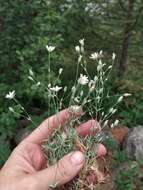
[123,126,143,161]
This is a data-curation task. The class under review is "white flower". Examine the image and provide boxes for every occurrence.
[28,76,34,82]
[64,86,67,92]
[97,60,103,71]
[78,74,89,85]
[80,90,83,96]
[79,39,84,46]
[123,93,132,97]
[27,116,32,121]
[78,55,82,63]
[90,52,99,60]
[114,119,119,126]
[50,86,62,92]
[94,76,98,82]
[112,109,117,114]
[29,69,34,76]
[9,107,14,113]
[88,80,95,88]
[36,82,41,86]
[46,45,55,52]
[111,123,114,128]
[99,50,103,55]
[74,97,80,103]
[101,112,104,116]
[89,84,95,92]
[112,53,116,60]
[103,120,108,127]
[109,108,116,114]
[75,46,80,53]
[5,90,16,99]
[108,65,112,69]
[59,68,63,75]
[48,83,51,88]
[71,86,76,93]
[99,88,103,94]
[117,96,123,103]
[96,96,101,102]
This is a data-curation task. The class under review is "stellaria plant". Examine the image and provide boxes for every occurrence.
[5,39,131,189]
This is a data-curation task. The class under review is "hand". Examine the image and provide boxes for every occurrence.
[0,108,106,190]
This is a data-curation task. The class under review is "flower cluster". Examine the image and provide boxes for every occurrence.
[5,39,132,189]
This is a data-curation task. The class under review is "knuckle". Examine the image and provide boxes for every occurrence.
[57,160,71,180]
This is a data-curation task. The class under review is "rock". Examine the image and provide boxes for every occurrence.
[123,126,143,161]
[109,126,130,145]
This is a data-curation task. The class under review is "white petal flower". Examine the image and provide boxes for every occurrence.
[29,69,34,76]
[94,76,98,82]
[9,107,14,113]
[71,86,76,93]
[50,86,62,92]
[97,60,103,71]
[111,123,114,128]
[123,93,132,97]
[114,119,119,126]
[117,96,123,103]
[5,90,16,99]
[75,46,80,53]
[78,74,89,85]
[48,83,51,88]
[109,108,117,114]
[99,50,103,55]
[89,80,96,91]
[78,55,82,63]
[28,76,34,82]
[64,86,67,92]
[79,39,84,46]
[109,108,114,114]
[88,80,95,87]
[112,53,116,60]
[90,52,99,60]
[46,45,55,52]
[80,90,83,96]
[103,120,108,127]
[36,82,41,86]
[74,97,80,103]
[108,65,112,69]
[112,109,117,114]
[59,68,63,75]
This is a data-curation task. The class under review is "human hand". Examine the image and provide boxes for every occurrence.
[0,108,106,190]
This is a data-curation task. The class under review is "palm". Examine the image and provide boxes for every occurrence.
[15,142,46,174]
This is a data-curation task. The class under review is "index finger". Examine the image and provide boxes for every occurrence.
[25,107,82,144]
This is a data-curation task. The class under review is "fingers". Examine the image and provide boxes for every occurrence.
[76,120,106,157]
[94,143,107,157]
[33,151,84,189]
[76,119,101,137]
[25,107,82,144]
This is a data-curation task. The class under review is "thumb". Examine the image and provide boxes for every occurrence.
[34,151,84,189]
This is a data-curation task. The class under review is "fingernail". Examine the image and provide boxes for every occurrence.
[70,151,84,165]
